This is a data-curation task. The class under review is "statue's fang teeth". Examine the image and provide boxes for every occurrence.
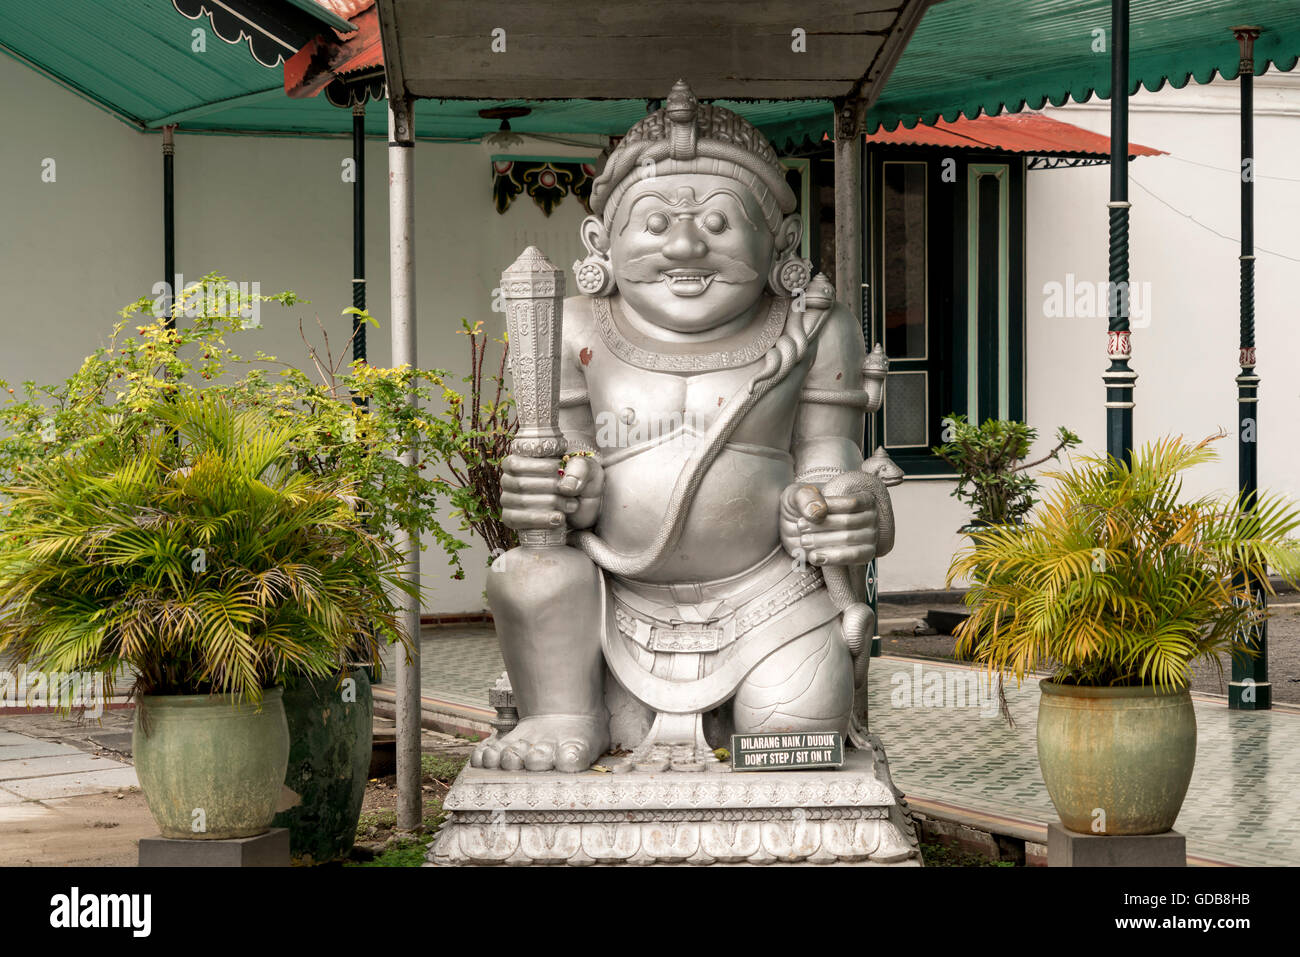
[664,273,715,291]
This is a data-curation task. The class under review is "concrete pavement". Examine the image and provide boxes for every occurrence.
[0,715,150,866]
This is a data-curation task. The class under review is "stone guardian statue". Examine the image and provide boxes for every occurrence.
[476,80,894,775]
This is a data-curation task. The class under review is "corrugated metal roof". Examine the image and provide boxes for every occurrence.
[869,0,1300,131]
[864,112,1164,158]
[1,0,1296,140]
[0,0,279,127]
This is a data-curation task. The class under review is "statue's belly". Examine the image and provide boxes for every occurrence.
[598,433,792,582]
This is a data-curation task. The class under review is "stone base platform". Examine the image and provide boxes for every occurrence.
[1048,822,1187,867]
[138,828,290,867]
[428,736,920,866]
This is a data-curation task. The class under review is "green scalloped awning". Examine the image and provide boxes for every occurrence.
[868,0,1300,131]
[2,0,1298,142]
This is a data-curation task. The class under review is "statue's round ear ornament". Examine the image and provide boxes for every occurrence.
[769,255,814,298]
[573,255,617,297]
[573,214,617,297]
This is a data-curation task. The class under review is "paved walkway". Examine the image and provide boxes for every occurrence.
[0,716,150,866]
[376,602,935,709]
[379,624,504,709]
[389,621,1300,867]
[8,606,1292,865]
[0,730,138,801]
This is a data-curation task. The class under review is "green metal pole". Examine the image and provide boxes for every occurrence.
[860,132,882,658]
[162,124,180,448]
[1229,26,1268,711]
[1104,0,1136,464]
[351,101,369,411]
[162,125,175,329]
[352,101,367,366]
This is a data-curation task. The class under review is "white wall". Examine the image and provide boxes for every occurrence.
[889,69,1300,591]
[1031,69,1300,510]
[0,52,592,613]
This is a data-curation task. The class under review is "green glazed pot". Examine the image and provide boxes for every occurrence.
[272,668,373,864]
[1037,680,1196,835]
[133,688,290,840]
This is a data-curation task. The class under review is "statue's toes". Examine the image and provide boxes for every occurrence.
[524,742,557,772]
[555,739,591,773]
[498,741,529,771]
[470,735,496,768]
[480,742,505,770]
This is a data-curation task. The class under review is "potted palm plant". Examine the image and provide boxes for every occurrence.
[0,394,414,840]
[0,277,508,857]
[949,434,1300,835]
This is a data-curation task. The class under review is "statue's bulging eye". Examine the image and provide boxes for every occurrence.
[702,211,727,234]
[646,212,670,235]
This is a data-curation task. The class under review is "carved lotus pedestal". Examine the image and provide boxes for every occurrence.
[427,735,920,866]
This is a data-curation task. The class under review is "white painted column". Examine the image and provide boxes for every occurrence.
[834,98,865,322]
[388,93,422,832]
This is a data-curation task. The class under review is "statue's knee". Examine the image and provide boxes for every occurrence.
[732,623,853,734]
[485,547,545,615]
[486,545,603,633]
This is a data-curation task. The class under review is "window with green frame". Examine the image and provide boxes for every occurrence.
[865,146,1026,475]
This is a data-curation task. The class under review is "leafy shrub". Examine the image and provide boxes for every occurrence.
[932,414,1079,526]
[0,276,516,578]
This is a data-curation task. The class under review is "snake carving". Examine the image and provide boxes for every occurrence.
[793,467,896,749]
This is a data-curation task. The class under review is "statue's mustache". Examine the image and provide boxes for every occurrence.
[621,253,760,284]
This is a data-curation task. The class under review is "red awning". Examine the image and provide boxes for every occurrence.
[284,0,382,99]
[864,112,1163,158]
[310,0,374,19]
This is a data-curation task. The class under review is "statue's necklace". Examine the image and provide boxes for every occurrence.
[592,295,789,373]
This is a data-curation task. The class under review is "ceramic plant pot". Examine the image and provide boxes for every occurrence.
[272,668,373,863]
[134,688,290,840]
[1036,680,1196,835]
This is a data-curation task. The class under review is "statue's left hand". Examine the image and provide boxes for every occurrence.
[779,483,877,568]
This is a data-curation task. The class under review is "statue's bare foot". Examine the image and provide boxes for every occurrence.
[470,715,609,773]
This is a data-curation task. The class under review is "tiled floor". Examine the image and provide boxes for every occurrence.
[378,625,504,709]
[391,624,1300,866]
[867,656,1300,867]
[378,604,922,711]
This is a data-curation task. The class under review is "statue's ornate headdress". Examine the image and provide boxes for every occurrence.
[574,80,811,299]
[589,80,797,232]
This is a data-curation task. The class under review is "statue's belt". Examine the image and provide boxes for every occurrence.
[601,553,841,714]
[612,560,824,654]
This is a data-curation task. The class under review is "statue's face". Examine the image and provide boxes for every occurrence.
[607,174,774,333]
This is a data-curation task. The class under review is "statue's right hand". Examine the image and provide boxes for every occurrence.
[500,454,604,531]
